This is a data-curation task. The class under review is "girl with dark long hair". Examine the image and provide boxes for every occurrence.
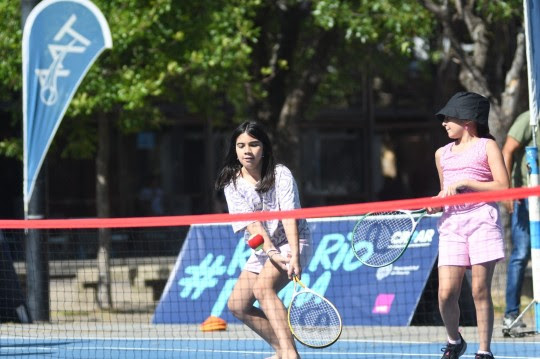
[215,121,311,359]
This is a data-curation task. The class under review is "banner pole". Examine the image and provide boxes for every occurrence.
[522,0,540,334]
[525,145,540,333]
[25,169,49,322]
[22,0,46,324]
[21,0,112,321]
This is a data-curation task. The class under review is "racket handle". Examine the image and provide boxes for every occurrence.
[247,234,264,250]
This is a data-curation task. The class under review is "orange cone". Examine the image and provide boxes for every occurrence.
[200,316,227,332]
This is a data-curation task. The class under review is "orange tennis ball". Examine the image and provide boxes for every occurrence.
[247,234,264,250]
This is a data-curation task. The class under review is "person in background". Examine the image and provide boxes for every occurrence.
[501,110,535,332]
[428,92,510,359]
[215,121,311,359]
[138,176,165,216]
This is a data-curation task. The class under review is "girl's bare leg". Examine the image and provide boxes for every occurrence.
[253,257,299,359]
[228,270,282,355]
[228,258,296,358]
[471,261,496,353]
[438,265,466,341]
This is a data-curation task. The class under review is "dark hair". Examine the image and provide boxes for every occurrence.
[476,122,495,140]
[215,121,276,192]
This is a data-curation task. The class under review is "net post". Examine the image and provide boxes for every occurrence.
[525,146,540,333]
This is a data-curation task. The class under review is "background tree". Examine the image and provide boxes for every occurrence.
[0,0,528,309]
[0,0,267,309]
[420,0,526,143]
[67,0,262,308]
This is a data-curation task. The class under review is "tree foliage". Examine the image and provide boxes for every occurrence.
[0,0,434,156]
[420,0,526,143]
[0,0,527,158]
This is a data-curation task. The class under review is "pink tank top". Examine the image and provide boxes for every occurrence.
[440,137,493,212]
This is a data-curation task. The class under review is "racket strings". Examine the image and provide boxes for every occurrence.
[289,292,341,347]
[352,211,414,267]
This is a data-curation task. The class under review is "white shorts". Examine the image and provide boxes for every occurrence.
[244,239,311,274]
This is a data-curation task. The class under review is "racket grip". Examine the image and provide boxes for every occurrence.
[247,234,264,250]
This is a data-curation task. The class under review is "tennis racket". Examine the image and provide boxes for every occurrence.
[287,275,342,348]
[351,209,428,267]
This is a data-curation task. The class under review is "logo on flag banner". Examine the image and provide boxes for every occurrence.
[22,0,112,215]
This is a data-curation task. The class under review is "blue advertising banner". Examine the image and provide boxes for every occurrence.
[153,216,440,326]
[22,0,112,215]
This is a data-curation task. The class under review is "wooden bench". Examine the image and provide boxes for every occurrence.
[76,266,137,291]
[76,264,172,302]
[134,264,173,301]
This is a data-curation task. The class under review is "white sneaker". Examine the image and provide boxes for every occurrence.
[502,314,526,329]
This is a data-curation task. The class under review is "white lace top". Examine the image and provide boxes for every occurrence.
[223,164,310,246]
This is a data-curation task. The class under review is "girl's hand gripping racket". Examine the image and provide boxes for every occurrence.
[248,234,291,271]
[351,209,428,267]
[287,275,342,349]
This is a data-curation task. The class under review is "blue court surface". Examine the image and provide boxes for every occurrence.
[1,337,539,358]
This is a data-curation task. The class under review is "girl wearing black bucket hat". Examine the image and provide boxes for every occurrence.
[428,92,510,359]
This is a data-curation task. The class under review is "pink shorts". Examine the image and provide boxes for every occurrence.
[438,203,505,267]
[244,240,311,274]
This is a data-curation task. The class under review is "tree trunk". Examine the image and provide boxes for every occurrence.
[494,32,526,144]
[273,27,340,174]
[96,113,112,309]
[421,0,525,143]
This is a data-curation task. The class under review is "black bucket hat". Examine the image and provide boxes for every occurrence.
[436,91,490,125]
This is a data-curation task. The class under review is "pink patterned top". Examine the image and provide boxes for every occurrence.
[440,137,493,213]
